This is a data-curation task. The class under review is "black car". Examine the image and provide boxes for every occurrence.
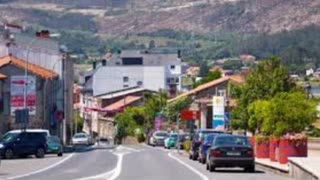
[189,129,225,160]
[206,135,255,172]
[0,131,47,159]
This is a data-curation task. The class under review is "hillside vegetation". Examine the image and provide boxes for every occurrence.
[0,0,320,72]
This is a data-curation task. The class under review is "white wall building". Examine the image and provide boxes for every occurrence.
[92,50,183,97]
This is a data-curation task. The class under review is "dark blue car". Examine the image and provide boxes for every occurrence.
[0,131,47,159]
[198,133,219,164]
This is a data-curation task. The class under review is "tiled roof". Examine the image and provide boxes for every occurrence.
[0,55,58,79]
[168,75,245,103]
[0,73,7,79]
[103,96,142,111]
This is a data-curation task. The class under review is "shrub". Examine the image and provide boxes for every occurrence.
[183,140,191,152]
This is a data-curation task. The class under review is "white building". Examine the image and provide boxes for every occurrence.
[92,50,183,97]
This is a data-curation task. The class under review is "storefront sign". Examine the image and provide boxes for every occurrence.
[212,96,225,130]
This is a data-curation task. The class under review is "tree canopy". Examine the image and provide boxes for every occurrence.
[230,57,315,135]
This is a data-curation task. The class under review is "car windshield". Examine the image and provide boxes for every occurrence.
[47,136,60,143]
[215,136,250,146]
[204,134,216,143]
[155,132,167,137]
[73,134,87,138]
[170,134,178,139]
[1,132,19,143]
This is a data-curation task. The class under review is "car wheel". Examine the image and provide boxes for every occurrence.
[245,165,255,172]
[35,148,45,158]
[209,164,216,172]
[4,149,14,159]
[57,152,63,157]
[192,154,197,161]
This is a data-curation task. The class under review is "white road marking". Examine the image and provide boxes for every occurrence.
[107,153,124,180]
[168,152,209,180]
[76,169,115,180]
[7,153,75,180]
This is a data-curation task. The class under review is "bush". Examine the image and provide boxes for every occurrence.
[137,134,146,143]
[183,140,191,152]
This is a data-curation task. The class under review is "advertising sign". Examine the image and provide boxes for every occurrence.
[11,76,36,116]
[212,96,225,130]
[154,115,164,131]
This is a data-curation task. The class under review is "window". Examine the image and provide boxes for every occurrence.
[170,65,175,70]
[123,76,129,82]
[123,85,129,88]
[137,81,143,86]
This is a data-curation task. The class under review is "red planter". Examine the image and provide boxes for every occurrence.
[255,141,269,158]
[269,137,279,162]
[278,138,308,164]
[249,137,255,150]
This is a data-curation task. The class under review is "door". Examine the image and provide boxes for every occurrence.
[14,133,31,155]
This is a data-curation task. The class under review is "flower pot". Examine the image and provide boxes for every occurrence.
[255,141,269,158]
[269,137,279,162]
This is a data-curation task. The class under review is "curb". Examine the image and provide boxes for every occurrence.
[289,159,319,180]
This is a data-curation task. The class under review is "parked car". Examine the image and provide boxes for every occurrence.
[198,133,220,164]
[164,133,178,149]
[72,133,92,146]
[149,131,168,146]
[189,129,225,161]
[206,135,255,172]
[0,131,47,159]
[46,136,63,156]
[8,129,50,137]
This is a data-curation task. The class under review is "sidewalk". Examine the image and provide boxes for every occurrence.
[256,150,320,180]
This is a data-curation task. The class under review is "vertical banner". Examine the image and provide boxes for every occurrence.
[212,96,225,131]
[154,114,163,131]
[11,75,36,116]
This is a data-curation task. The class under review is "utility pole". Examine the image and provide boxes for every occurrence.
[176,114,180,154]
[62,53,67,145]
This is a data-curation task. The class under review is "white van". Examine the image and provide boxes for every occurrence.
[7,129,51,137]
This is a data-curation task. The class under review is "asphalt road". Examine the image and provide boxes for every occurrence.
[1,144,293,180]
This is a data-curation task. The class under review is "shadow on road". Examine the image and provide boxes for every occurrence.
[213,169,265,174]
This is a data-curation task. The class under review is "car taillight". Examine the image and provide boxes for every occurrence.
[210,149,221,157]
[246,150,254,157]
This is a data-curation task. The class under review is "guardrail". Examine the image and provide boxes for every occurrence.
[308,137,320,150]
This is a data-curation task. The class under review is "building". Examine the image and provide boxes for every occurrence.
[0,28,74,143]
[168,74,245,130]
[0,55,59,134]
[92,50,183,97]
[80,86,151,140]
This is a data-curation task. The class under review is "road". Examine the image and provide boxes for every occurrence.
[0,144,293,180]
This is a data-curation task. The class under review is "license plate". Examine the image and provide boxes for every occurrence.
[227,152,241,156]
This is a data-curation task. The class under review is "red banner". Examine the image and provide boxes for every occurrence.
[180,109,200,120]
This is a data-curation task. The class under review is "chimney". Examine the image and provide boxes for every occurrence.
[101,59,107,66]
[36,30,50,39]
[92,61,97,69]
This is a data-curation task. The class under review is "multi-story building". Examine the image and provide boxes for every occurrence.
[93,50,183,97]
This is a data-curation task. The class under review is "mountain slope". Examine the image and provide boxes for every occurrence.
[1,0,320,35]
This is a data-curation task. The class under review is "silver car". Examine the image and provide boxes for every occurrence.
[72,133,92,146]
[149,131,168,146]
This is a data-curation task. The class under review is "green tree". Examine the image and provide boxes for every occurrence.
[267,92,317,137]
[193,70,221,88]
[198,61,209,77]
[231,57,296,132]
[166,96,192,123]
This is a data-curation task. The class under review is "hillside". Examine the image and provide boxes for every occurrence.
[1,0,320,34]
[1,0,320,72]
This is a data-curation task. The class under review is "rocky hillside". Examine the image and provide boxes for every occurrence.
[1,0,320,35]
